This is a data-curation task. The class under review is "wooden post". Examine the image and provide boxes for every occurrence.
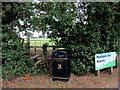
[53,46,56,50]
[35,47,36,55]
[44,47,47,63]
[97,70,100,76]
[42,46,47,63]
[21,38,24,46]
[27,37,30,55]
[27,37,30,47]
[110,67,113,74]
[43,47,48,68]
[116,53,118,68]
[113,53,118,68]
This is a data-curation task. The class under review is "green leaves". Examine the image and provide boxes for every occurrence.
[44,2,120,76]
[2,29,32,80]
[2,2,120,79]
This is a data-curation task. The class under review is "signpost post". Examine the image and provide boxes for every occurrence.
[95,52,117,76]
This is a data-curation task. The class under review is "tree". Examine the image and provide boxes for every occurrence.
[2,2,120,79]
[2,2,52,80]
[40,2,120,76]
[2,2,36,80]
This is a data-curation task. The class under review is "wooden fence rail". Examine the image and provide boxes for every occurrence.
[24,39,54,46]
[29,45,56,66]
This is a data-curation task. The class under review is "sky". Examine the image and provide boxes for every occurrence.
[19,31,47,38]
[19,19,47,38]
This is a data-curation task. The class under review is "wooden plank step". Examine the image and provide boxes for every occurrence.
[29,55,39,60]
[34,60,43,66]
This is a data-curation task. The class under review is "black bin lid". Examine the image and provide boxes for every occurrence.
[52,48,68,58]
[52,48,67,53]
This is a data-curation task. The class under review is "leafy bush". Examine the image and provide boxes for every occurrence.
[44,3,120,76]
[2,36,49,80]
[34,63,49,76]
[2,39,35,80]
[1,3,51,80]
[1,27,50,80]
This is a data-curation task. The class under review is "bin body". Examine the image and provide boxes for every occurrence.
[52,48,70,81]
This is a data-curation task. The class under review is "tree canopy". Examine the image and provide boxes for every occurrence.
[37,2,120,75]
[2,2,120,79]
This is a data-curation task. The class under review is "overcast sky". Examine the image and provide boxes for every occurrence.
[19,31,48,38]
[18,19,45,38]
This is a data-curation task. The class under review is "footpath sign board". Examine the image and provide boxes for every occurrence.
[95,52,116,71]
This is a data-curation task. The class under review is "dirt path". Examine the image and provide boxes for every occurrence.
[2,50,119,88]
[2,68,118,88]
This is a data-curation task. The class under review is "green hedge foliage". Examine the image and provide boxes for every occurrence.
[46,3,120,76]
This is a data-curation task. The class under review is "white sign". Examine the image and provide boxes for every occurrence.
[95,52,116,70]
